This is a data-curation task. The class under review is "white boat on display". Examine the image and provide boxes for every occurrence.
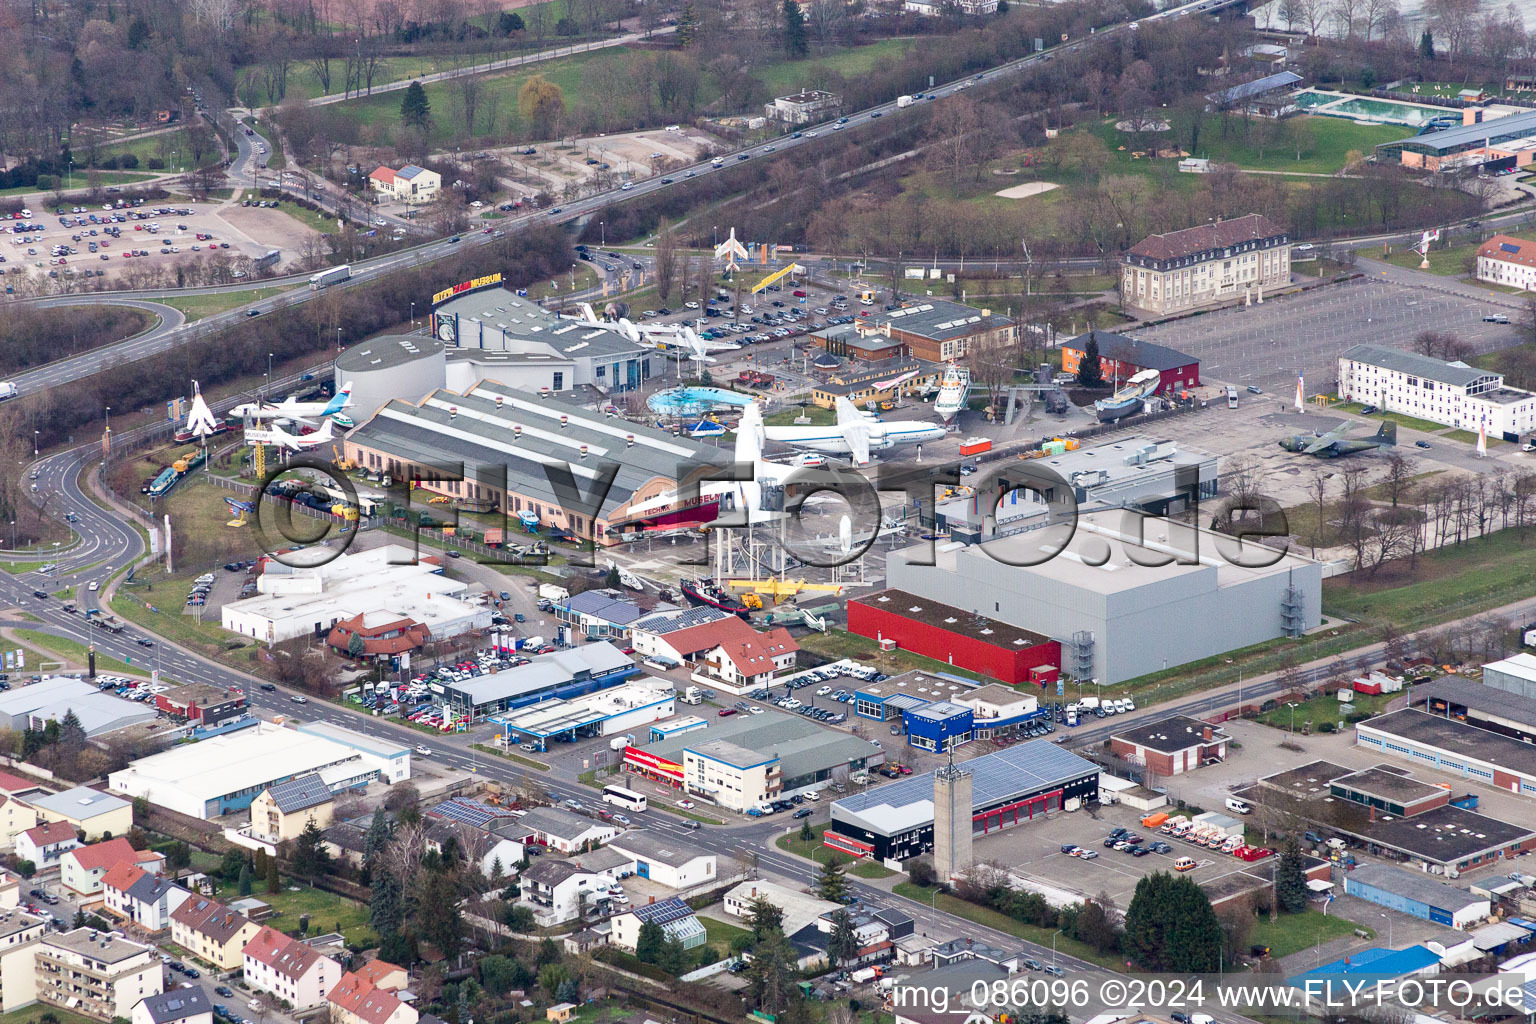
[933,364,971,423]
[1094,368,1162,422]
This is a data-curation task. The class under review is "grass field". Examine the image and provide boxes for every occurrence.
[1254,689,1394,731]
[764,405,835,426]
[0,172,155,199]
[755,38,913,97]
[852,859,896,879]
[160,286,291,322]
[261,883,375,947]
[1250,908,1369,958]
[893,881,1121,970]
[1332,402,1449,434]
[777,822,834,860]
[701,915,753,955]
[1374,239,1482,276]
[0,633,66,674]
[280,203,340,235]
[1089,115,1401,175]
[94,129,192,170]
[0,1003,100,1024]
[1322,525,1536,627]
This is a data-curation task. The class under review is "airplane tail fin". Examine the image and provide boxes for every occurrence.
[325,383,354,414]
[578,302,600,324]
[735,402,764,465]
[313,419,335,443]
[1374,421,1397,445]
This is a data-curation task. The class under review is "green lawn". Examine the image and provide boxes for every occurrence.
[1332,401,1449,434]
[893,882,1121,970]
[1088,115,1402,175]
[0,1003,101,1024]
[777,822,833,860]
[280,203,341,235]
[470,742,550,771]
[1322,525,1536,627]
[852,860,896,879]
[701,915,753,954]
[1251,909,1369,958]
[94,129,193,170]
[261,882,375,947]
[0,561,50,574]
[161,286,291,322]
[0,172,155,198]
[1255,690,1393,731]
[1374,239,1482,276]
[764,405,835,426]
[755,39,915,98]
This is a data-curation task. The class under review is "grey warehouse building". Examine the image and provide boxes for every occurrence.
[888,507,1321,684]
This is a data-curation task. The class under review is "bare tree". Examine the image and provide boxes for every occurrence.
[654,218,679,305]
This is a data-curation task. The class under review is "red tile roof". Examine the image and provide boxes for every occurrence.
[0,771,37,793]
[245,925,329,980]
[22,821,77,846]
[1126,214,1285,262]
[1478,234,1536,269]
[172,896,254,944]
[653,616,798,667]
[67,837,140,872]
[707,625,799,677]
[102,861,147,895]
[354,960,406,990]
[329,971,410,1024]
[370,166,398,185]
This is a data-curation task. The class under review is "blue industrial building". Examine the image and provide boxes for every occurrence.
[1342,863,1489,929]
[441,642,639,719]
[903,702,975,754]
[853,688,931,723]
[1287,946,1442,997]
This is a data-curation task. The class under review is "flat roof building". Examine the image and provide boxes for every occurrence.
[829,741,1100,861]
[1110,716,1230,777]
[1338,344,1536,440]
[887,508,1321,684]
[1418,674,1536,742]
[108,723,386,818]
[492,679,674,747]
[1479,653,1536,701]
[860,300,1017,364]
[1343,863,1489,929]
[0,677,156,736]
[624,710,884,806]
[222,544,488,646]
[343,381,728,544]
[440,642,639,720]
[1376,106,1536,171]
[847,590,1061,687]
[1357,709,1536,796]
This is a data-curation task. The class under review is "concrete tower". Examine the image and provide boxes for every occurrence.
[932,757,973,882]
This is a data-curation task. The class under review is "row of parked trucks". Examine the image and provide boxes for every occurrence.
[1145,811,1274,862]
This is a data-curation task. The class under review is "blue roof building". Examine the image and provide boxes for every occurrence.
[1288,946,1442,1003]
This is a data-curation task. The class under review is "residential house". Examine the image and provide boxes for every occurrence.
[518,857,621,928]
[352,960,408,992]
[328,970,417,1024]
[102,863,192,932]
[515,807,619,855]
[0,793,38,850]
[0,870,18,909]
[29,787,132,841]
[724,880,840,939]
[249,774,334,844]
[34,928,163,1022]
[609,898,707,953]
[131,986,214,1024]
[325,614,430,661]
[170,897,261,971]
[243,926,342,1009]
[1479,236,1536,292]
[321,822,369,867]
[368,165,440,204]
[630,613,797,694]
[16,821,79,868]
[61,839,164,905]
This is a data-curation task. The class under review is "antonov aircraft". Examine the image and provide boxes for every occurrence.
[231,383,353,424]
[763,397,946,466]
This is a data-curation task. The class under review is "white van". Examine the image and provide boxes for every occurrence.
[1173,856,1197,872]
[1225,797,1252,815]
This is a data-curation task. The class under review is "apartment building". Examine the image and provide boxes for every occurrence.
[169,897,260,971]
[61,840,165,905]
[0,909,48,1012]
[243,926,341,1009]
[1121,214,1291,314]
[34,929,162,1022]
[1476,235,1536,291]
[683,740,783,812]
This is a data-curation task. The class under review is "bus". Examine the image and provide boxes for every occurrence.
[1226,385,1238,409]
[601,785,647,812]
[309,264,351,290]
[254,249,281,270]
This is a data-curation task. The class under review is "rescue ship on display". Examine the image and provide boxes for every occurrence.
[679,578,752,619]
[933,363,971,424]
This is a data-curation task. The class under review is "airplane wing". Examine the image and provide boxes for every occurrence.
[1301,424,1350,454]
[834,397,862,428]
[842,420,871,466]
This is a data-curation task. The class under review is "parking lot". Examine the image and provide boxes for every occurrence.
[1139,276,1518,396]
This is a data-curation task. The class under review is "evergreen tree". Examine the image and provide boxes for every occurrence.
[606,564,622,589]
[1275,838,1308,914]
[417,869,464,957]
[292,818,330,881]
[253,847,268,881]
[781,0,808,58]
[265,853,280,893]
[400,82,431,129]
[676,0,697,46]
[72,908,86,929]
[747,895,784,940]
[656,936,690,975]
[827,908,859,968]
[816,856,850,904]
[800,819,814,843]
[348,632,366,658]
[1124,873,1221,972]
[1076,331,1104,388]
[58,710,86,750]
[635,918,666,963]
[744,928,797,1013]
[1418,29,1435,58]
[364,809,391,869]
[370,870,404,936]
[238,863,253,897]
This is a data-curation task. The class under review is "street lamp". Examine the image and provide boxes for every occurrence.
[104,406,110,433]
[267,353,273,397]
[337,326,343,352]
[33,431,38,458]
[1380,912,1393,948]
[1050,927,1062,966]
[410,301,415,328]
[1286,701,1300,732]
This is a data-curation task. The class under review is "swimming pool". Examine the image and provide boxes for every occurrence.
[1291,89,1457,126]
[647,387,757,417]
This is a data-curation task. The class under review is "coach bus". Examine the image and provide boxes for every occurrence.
[601,785,647,812]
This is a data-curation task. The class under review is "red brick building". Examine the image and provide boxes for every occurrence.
[846,590,1060,686]
[1109,715,1229,775]
[326,612,431,661]
[1059,331,1202,395]
[153,684,246,726]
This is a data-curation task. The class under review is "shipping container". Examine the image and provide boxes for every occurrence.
[1142,811,1170,828]
[959,437,993,456]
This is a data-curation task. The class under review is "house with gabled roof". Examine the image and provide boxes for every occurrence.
[61,838,164,904]
[16,820,79,868]
[249,773,334,844]
[102,862,192,931]
[171,896,261,970]
[243,925,342,1008]
[328,968,417,1024]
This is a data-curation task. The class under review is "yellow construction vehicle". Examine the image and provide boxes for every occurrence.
[331,445,356,472]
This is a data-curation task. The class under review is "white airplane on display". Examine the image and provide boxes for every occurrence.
[762,397,947,466]
[869,368,920,392]
[664,325,740,364]
[569,305,738,363]
[231,383,354,424]
[244,418,336,453]
[624,401,795,527]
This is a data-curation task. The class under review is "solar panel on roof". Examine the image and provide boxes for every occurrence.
[633,897,695,925]
[429,798,515,828]
[1503,243,1523,254]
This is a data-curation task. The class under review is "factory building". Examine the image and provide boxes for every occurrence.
[623,711,884,807]
[886,508,1321,684]
[222,545,488,646]
[828,741,1100,861]
[847,590,1061,687]
[1417,674,1536,743]
[0,678,157,737]
[1343,863,1489,929]
[1357,709,1536,797]
[437,642,639,721]
[343,380,728,544]
[108,722,403,818]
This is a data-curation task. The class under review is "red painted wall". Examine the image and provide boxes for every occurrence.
[847,601,1061,685]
